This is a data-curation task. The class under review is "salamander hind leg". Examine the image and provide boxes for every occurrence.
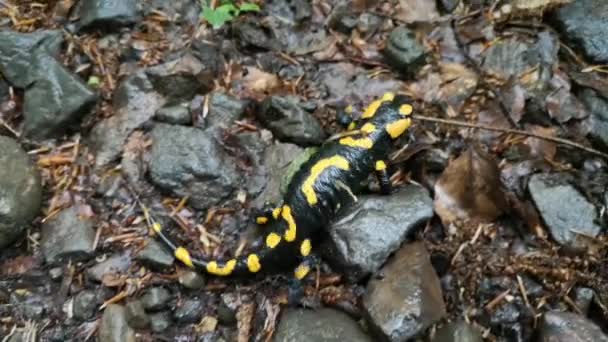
[374,160,392,195]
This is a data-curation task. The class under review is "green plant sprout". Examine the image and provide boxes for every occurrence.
[200,1,261,29]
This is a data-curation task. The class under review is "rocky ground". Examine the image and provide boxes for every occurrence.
[0,0,607,341]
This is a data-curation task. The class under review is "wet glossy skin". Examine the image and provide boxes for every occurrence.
[151,93,414,279]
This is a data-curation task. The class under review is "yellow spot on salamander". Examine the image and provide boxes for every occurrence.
[300,239,312,257]
[256,216,268,225]
[360,123,376,134]
[282,205,297,242]
[361,99,382,119]
[294,264,311,280]
[247,254,261,273]
[266,232,281,248]
[174,247,194,268]
[152,223,162,233]
[382,92,395,101]
[339,136,373,149]
[206,259,237,276]
[347,122,357,131]
[375,160,387,171]
[272,207,281,219]
[301,156,350,205]
[385,119,411,139]
[399,104,413,116]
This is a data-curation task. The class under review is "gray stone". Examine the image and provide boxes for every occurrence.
[149,311,171,333]
[22,51,97,139]
[125,300,150,329]
[274,308,373,342]
[145,53,210,101]
[259,96,326,146]
[41,206,96,264]
[363,242,446,341]
[432,321,483,342]
[0,30,63,87]
[155,104,191,125]
[537,311,608,342]
[528,173,602,248]
[140,287,171,311]
[135,238,174,270]
[86,253,132,282]
[573,288,595,315]
[98,304,136,342]
[324,186,434,281]
[383,26,426,77]
[553,0,608,63]
[78,0,139,32]
[202,91,248,130]
[580,89,608,148]
[73,290,98,321]
[173,298,203,324]
[0,136,42,248]
[148,123,242,209]
[217,293,238,325]
[89,71,165,166]
[177,269,205,289]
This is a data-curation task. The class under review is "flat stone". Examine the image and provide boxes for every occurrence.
[98,304,136,342]
[125,300,150,329]
[73,290,98,321]
[86,253,132,282]
[528,173,602,248]
[580,89,608,148]
[135,238,174,271]
[155,104,191,125]
[383,26,426,77]
[140,287,171,311]
[149,311,171,333]
[363,242,446,341]
[41,206,96,264]
[0,136,42,248]
[173,298,203,324]
[78,0,139,32]
[274,308,373,342]
[432,321,483,342]
[324,186,433,281]
[537,311,608,342]
[258,96,326,146]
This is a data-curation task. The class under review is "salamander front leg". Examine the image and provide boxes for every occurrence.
[252,201,280,225]
[374,160,392,195]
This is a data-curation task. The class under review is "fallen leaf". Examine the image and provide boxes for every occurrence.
[395,0,440,23]
[523,125,557,160]
[240,67,280,94]
[437,62,479,112]
[546,88,588,123]
[499,80,526,123]
[434,146,508,225]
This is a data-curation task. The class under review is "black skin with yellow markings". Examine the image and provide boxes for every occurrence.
[150,93,414,279]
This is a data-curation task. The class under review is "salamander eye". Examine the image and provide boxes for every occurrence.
[398,104,413,116]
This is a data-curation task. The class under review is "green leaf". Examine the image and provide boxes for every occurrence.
[239,3,261,12]
[201,5,236,29]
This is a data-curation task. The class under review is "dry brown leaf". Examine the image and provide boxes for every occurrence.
[434,146,508,226]
[395,0,440,23]
[240,66,280,93]
[523,125,557,160]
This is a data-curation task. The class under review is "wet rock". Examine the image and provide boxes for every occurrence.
[90,71,165,166]
[580,89,608,148]
[177,269,205,289]
[432,321,483,342]
[357,13,382,35]
[87,253,132,282]
[99,304,136,342]
[149,123,242,209]
[146,53,210,100]
[73,290,98,321]
[0,136,42,248]
[383,26,426,77]
[125,300,150,329]
[0,30,63,87]
[252,142,305,208]
[538,311,608,342]
[553,0,608,63]
[274,308,373,342]
[258,96,326,145]
[173,298,203,324]
[489,302,531,341]
[78,0,139,32]
[217,293,238,325]
[328,2,358,34]
[201,91,248,130]
[573,288,594,315]
[528,173,602,248]
[363,242,446,341]
[149,311,171,333]
[135,238,174,271]
[41,206,96,264]
[324,186,433,281]
[140,287,171,311]
[23,51,97,139]
[234,19,278,50]
[155,104,191,125]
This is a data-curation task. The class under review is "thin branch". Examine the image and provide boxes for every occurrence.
[411,114,608,160]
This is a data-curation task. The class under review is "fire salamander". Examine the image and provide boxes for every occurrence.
[149,92,414,281]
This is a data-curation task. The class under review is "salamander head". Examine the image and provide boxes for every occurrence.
[360,92,414,139]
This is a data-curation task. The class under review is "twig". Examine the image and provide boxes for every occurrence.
[411,114,608,160]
